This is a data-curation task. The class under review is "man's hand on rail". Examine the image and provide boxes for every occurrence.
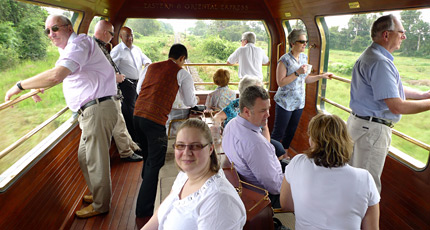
[31,89,44,103]
[4,84,22,102]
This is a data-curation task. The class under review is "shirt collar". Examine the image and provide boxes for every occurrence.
[236,115,261,133]
[93,36,107,46]
[59,32,77,55]
[244,43,255,47]
[371,42,394,61]
[119,41,133,50]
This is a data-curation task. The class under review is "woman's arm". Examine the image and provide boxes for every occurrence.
[304,72,334,84]
[213,111,227,126]
[361,203,380,230]
[141,211,159,230]
[279,177,294,212]
[276,62,305,87]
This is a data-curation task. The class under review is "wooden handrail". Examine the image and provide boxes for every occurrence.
[0,87,52,112]
[321,97,430,151]
[0,106,70,160]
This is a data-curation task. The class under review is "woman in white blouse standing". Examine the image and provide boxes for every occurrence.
[142,118,246,230]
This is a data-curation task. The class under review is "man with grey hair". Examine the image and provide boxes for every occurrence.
[5,15,118,218]
[227,32,269,81]
[222,85,283,208]
[348,14,430,193]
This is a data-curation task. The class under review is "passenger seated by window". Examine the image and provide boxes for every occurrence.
[165,91,199,136]
[205,69,236,112]
[142,119,246,230]
[213,76,287,162]
[222,85,284,208]
[280,113,380,230]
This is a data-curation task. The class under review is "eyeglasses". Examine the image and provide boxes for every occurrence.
[173,143,210,151]
[387,30,406,35]
[107,31,114,36]
[44,24,68,35]
[296,40,308,44]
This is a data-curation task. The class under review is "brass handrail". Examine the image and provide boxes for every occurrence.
[321,97,430,151]
[0,87,52,112]
[0,106,70,160]
[330,75,351,83]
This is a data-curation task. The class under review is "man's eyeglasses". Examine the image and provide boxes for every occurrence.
[107,31,114,36]
[44,24,68,35]
[387,30,406,35]
[296,40,308,44]
[173,143,210,151]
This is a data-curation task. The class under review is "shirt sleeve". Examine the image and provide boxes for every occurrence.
[262,49,269,64]
[177,69,197,107]
[245,141,283,194]
[136,67,148,94]
[227,48,240,64]
[56,59,79,73]
[371,60,401,101]
[197,192,246,230]
[110,46,121,66]
[141,52,152,66]
[366,171,381,206]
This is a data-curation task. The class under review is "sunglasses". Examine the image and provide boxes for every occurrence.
[44,24,68,35]
[296,40,308,44]
[107,31,114,36]
[173,143,210,151]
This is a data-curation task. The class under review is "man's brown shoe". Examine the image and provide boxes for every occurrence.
[75,204,104,218]
[83,195,93,203]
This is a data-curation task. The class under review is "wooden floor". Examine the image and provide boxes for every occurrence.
[69,149,144,230]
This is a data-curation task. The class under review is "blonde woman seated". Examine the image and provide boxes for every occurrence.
[142,119,246,230]
[205,69,236,112]
[280,114,380,230]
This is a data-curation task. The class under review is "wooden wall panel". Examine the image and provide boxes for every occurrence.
[0,125,86,230]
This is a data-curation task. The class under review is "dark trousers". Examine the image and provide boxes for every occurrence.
[119,80,138,142]
[134,116,167,217]
[271,104,303,149]
[271,139,286,158]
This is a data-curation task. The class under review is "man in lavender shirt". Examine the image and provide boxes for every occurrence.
[222,85,283,207]
[5,15,118,218]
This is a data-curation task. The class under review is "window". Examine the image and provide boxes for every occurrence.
[318,9,430,168]
[122,19,270,91]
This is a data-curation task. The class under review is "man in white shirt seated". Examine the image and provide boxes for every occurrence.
[227,32,269,81]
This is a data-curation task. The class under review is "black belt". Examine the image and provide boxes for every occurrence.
[352,113,394,128]
[125,78,138,84]
[78,96,113,114]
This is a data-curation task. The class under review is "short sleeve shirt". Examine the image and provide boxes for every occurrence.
[285,154,380,230]
[350,42,405,122]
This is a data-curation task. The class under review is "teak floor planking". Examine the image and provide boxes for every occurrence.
[69,149,143,230]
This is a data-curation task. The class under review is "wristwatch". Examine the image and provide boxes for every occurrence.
[294,72,299,76]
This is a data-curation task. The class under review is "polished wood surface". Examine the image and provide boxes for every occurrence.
[0,125,85,230]
[9,0,430,229]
